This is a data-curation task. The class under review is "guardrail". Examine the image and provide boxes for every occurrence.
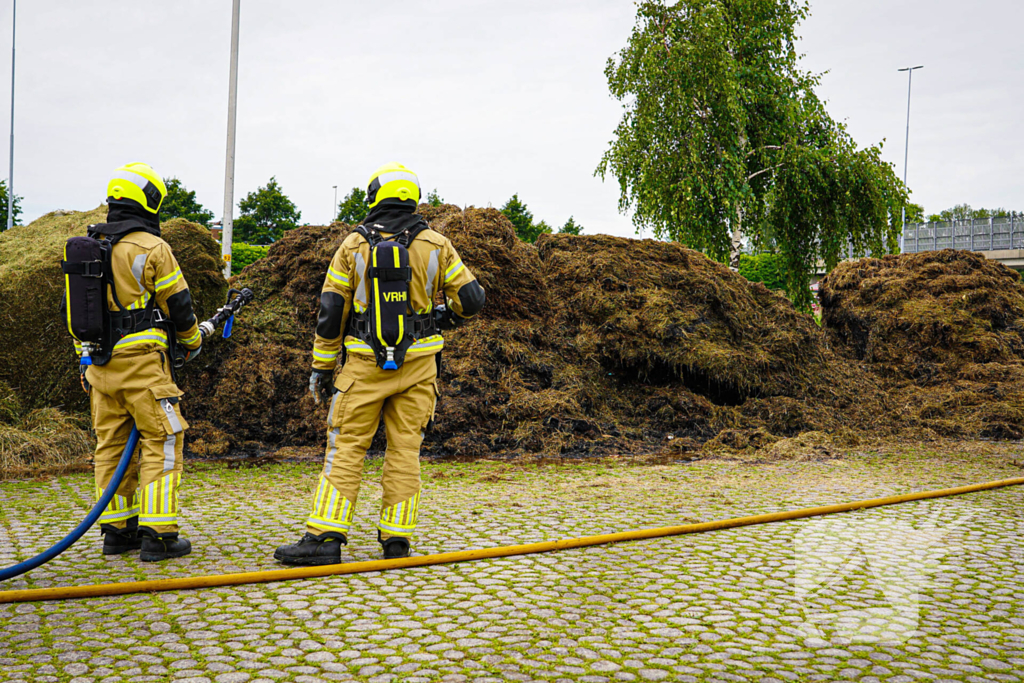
[903,216,1022,253]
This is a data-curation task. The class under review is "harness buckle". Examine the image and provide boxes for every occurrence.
[81,261,104,278]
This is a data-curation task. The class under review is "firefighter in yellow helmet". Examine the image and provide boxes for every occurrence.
[275,162,486,564]
[74,163,202,561]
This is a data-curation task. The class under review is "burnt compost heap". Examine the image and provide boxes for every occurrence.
[182,205,898,459]
[821,249,1024,378]
[4,204,1024,474]
[821,250,1024,440]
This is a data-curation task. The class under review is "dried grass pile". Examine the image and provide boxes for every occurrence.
[0,381,93,479]
[181,223,344,454]
[537,233,827,400]
[182,208,576,456]
[10,203,1024,472]
[0,208,226,476]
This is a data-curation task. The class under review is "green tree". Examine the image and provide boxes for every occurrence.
[904,203,924,224]
[738,253,786,291]
[161,177,215,227]
[0,180,22,230]
[501,194,533,237]
[233,177,301,244]
[501,194,552,243]
[926,204,1020,222]
[426,189,444,207]
[559,216,583,235]
[597,0,907,310]
[336,187,367,224]
[932,204,976,222]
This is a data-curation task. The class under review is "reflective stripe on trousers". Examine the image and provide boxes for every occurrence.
[97,489,140,524]
[307,475,355,534]
[140,471,181,528]
[377,492,420,537]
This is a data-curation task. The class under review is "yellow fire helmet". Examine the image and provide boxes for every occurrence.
[106,162,167,215]
[366,162,421,209]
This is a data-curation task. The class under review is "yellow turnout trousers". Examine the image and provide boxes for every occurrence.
[86,351,188,535]
[307,353,438,540]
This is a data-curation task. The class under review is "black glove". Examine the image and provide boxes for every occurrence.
[174,344,202,368]
[433,304,465,331]
[309,369,334,405]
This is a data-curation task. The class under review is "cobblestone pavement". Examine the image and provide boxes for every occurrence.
[1,447,1022,683]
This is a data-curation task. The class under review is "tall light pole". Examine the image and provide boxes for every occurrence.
[332,185,338,224]
[6,0,15,232]
[221,0,241,278]
[898,65,923,252]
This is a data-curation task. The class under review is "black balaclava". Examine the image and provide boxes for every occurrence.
[90,200,161,239]
[361,197,424,235]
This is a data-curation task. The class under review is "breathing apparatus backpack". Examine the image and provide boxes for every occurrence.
[62,231,167,368]
[347,222,438,371]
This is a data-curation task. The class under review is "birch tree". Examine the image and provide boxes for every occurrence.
[597,0,907,309]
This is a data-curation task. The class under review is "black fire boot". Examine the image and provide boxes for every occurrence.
[139,528,193,562]
[274,532,347,566]
[379,531,410,559]
[100,516,141,556]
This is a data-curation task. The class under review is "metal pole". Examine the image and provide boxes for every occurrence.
[332,185,337,224]
[221,0,241,278]
[898,65,923,253]
[6,0,14,232]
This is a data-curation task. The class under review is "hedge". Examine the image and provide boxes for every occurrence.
[231,243,269,276]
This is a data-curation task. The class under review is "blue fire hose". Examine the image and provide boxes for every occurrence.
[0,427,140,582]
[0,287,254,583]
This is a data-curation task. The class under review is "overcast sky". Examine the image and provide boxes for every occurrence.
[1,0,1021,235]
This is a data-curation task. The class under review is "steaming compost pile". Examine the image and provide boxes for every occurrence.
[3,205,1024,474]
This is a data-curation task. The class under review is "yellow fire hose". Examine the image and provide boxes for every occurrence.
[1,475,1021,605]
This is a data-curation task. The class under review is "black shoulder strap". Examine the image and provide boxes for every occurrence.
[90,232,130,319]
[356,220,429,248]
[86,225,126,245]
[395,222,429,247]
[356,224,384,247]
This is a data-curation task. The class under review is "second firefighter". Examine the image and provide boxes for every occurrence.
[275,162,485,565]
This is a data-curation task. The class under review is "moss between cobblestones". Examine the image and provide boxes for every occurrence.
[2,444,1023,683]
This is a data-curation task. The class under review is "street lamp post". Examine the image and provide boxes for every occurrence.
[332,185,338,224]
[898,65,923,253]
[7,0,15,232]
[221,0,241,279]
